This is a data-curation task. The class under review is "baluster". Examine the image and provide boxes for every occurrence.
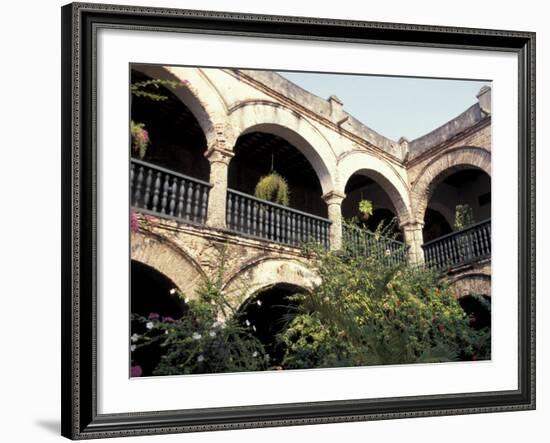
[226,193,233,229]
[200,185,208,224]
[143,169,153,209]
[246,198,252,234]
[176,178,186,219]
[274,208,280,242]
[289,212,295,245]
[130,163,135,204]
[168,177,177,216]
[237,196,245,233]
[185,181,194,221]
[160,173,170,214]
[482,224,490,255]
[133,166,144,207]
[251,201,257,236]
[258,203,265,239]
[151,171,162,213]
[193,182,201,222]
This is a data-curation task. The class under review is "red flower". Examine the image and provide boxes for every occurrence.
[130,365,142,377]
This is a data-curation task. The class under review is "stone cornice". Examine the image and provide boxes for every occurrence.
[405,117,491,168]
[224,69,406,168]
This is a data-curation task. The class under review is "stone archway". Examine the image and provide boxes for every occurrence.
[131,64,228,149]
[131,231,206,300]
[222,257,320,312]
[228,101,337,195]
[411,147,491,223]
[338,151,412,227]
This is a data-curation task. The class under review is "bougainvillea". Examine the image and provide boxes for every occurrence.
[130,120,150,159]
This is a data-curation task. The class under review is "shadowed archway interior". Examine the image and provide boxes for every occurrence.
[238,283,305,367]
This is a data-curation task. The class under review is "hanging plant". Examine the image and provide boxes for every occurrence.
[130,120,150,159]
[358,199,374,221]
[254,172,290,206]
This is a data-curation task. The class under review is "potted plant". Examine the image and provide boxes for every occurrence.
[254,172,290,206]
[358,199,374,222]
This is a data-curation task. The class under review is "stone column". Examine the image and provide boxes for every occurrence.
[401,221,425,266]
[322,191,346,251]
[204,147,234,229]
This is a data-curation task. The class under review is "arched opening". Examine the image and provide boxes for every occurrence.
[130,260,187,376]
[238,283,305,367]
[459,294,491,330]
[130,69,210,181]
[424,167,491,238]
[342,173,403,240]
[228,131,327,217]
[423,208,453,243]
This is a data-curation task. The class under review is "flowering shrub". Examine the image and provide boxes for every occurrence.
[130,248,268,376]
[130,120,150,159]
[277,225,490,369]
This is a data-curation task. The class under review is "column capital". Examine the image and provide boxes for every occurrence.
[322,190,346,206]
[399,220,424,230]
[205,147,234,165]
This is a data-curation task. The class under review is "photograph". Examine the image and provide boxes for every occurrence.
[128,64,492,377]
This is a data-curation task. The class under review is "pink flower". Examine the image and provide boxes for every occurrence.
[130,212,140,233]
[141,128,149,143]
[148,312,160,320]
[162,316,174,322]
[130,365,142,377]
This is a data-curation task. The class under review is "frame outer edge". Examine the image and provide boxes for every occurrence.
[61,2,537,439]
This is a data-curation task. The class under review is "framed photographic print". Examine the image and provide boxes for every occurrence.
[61,2,536,439]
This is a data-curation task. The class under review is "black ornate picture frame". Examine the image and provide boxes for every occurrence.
[61,2,535,439]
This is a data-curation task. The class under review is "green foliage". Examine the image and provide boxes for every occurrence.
[278,223,490,369]
[131,78,181,101]
[454,204,475,230]
[130,120,149,159]
[254,172,290,206]
[358,199,374,218]
[131,247,268,375]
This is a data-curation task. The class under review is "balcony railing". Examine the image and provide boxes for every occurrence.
[226,189,331,248]
[130,159,211,225]
[422,219,491,271]
[342,223,408,265]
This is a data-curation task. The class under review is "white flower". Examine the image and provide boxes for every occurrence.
[169,288,177,295]
[324,296,330,302]
[252,325,256,332]
[245,319,251,327]
[184,297,189,303]
[212,320,222,329]
[146,321,154,330]
[209,331,216,337]
[197,354,205,362]
[385,249,391,256]
[130,345,136,352]
[130,333,139,343]
[256,300,262,306]
[192,332,202,340]
[165,330,169,335]
[252,351,258,357]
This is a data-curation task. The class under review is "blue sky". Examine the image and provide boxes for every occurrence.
[278,71,490,141]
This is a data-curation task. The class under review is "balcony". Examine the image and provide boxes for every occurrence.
[343,223,408,265]
[131,160,490,271]
[130,159,211,225]
[422,219,491,271]
[226,189,331,248]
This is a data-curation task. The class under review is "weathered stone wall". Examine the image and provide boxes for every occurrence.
[131,215,318,315]
[446,260,491,298]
